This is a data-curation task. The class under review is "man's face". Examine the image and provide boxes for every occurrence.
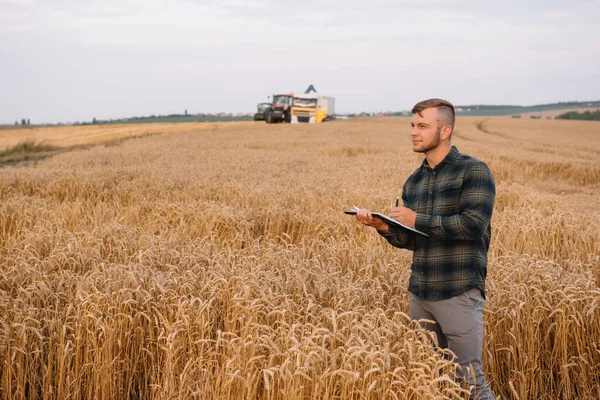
[410,107,441,153]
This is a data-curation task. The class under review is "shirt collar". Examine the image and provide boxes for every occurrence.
[421,146,459,170]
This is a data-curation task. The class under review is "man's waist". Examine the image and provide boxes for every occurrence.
[408,278,486,301]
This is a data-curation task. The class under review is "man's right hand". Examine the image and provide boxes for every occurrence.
[355,209,389,234]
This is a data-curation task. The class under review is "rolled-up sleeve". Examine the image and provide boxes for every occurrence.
[379,224,416,250]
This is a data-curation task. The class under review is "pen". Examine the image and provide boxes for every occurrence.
[395,197,399,207]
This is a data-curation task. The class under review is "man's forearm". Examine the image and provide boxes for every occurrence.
[379,224,416,250]
[375,222,389,234]
[415,211,490,240]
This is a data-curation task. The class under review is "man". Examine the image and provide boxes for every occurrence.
[355,98,495,399]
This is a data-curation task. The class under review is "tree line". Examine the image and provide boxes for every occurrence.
[556,110,600,121]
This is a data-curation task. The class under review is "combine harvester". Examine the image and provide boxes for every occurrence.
[264,85,335,124]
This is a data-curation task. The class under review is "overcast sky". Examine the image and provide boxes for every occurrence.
[1,0,599,124]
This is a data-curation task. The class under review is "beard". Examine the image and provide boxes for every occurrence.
[413,126,442,153]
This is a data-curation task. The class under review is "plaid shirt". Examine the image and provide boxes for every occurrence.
[381,146,495,300]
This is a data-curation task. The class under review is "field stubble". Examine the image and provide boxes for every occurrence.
[0,117,599,399]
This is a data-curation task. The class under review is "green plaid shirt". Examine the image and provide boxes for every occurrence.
[381,146,495,300]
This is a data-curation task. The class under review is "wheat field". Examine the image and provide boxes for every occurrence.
[0,117,598,399]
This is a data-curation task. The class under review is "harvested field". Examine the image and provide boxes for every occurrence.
[0,117,599,399]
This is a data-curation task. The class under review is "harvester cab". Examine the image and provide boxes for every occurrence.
[290,92,335,124]
[290,93,320,124]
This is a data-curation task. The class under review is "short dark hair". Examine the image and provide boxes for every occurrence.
[412,98,455,130]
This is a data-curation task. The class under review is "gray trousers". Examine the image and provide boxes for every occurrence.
[409,288,495,400]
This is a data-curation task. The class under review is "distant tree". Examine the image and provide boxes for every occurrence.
[92,117,97,124]
[27,119,30,125]
[14,121,18,125]
[185,109,188,116]
[21,119,26,126]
